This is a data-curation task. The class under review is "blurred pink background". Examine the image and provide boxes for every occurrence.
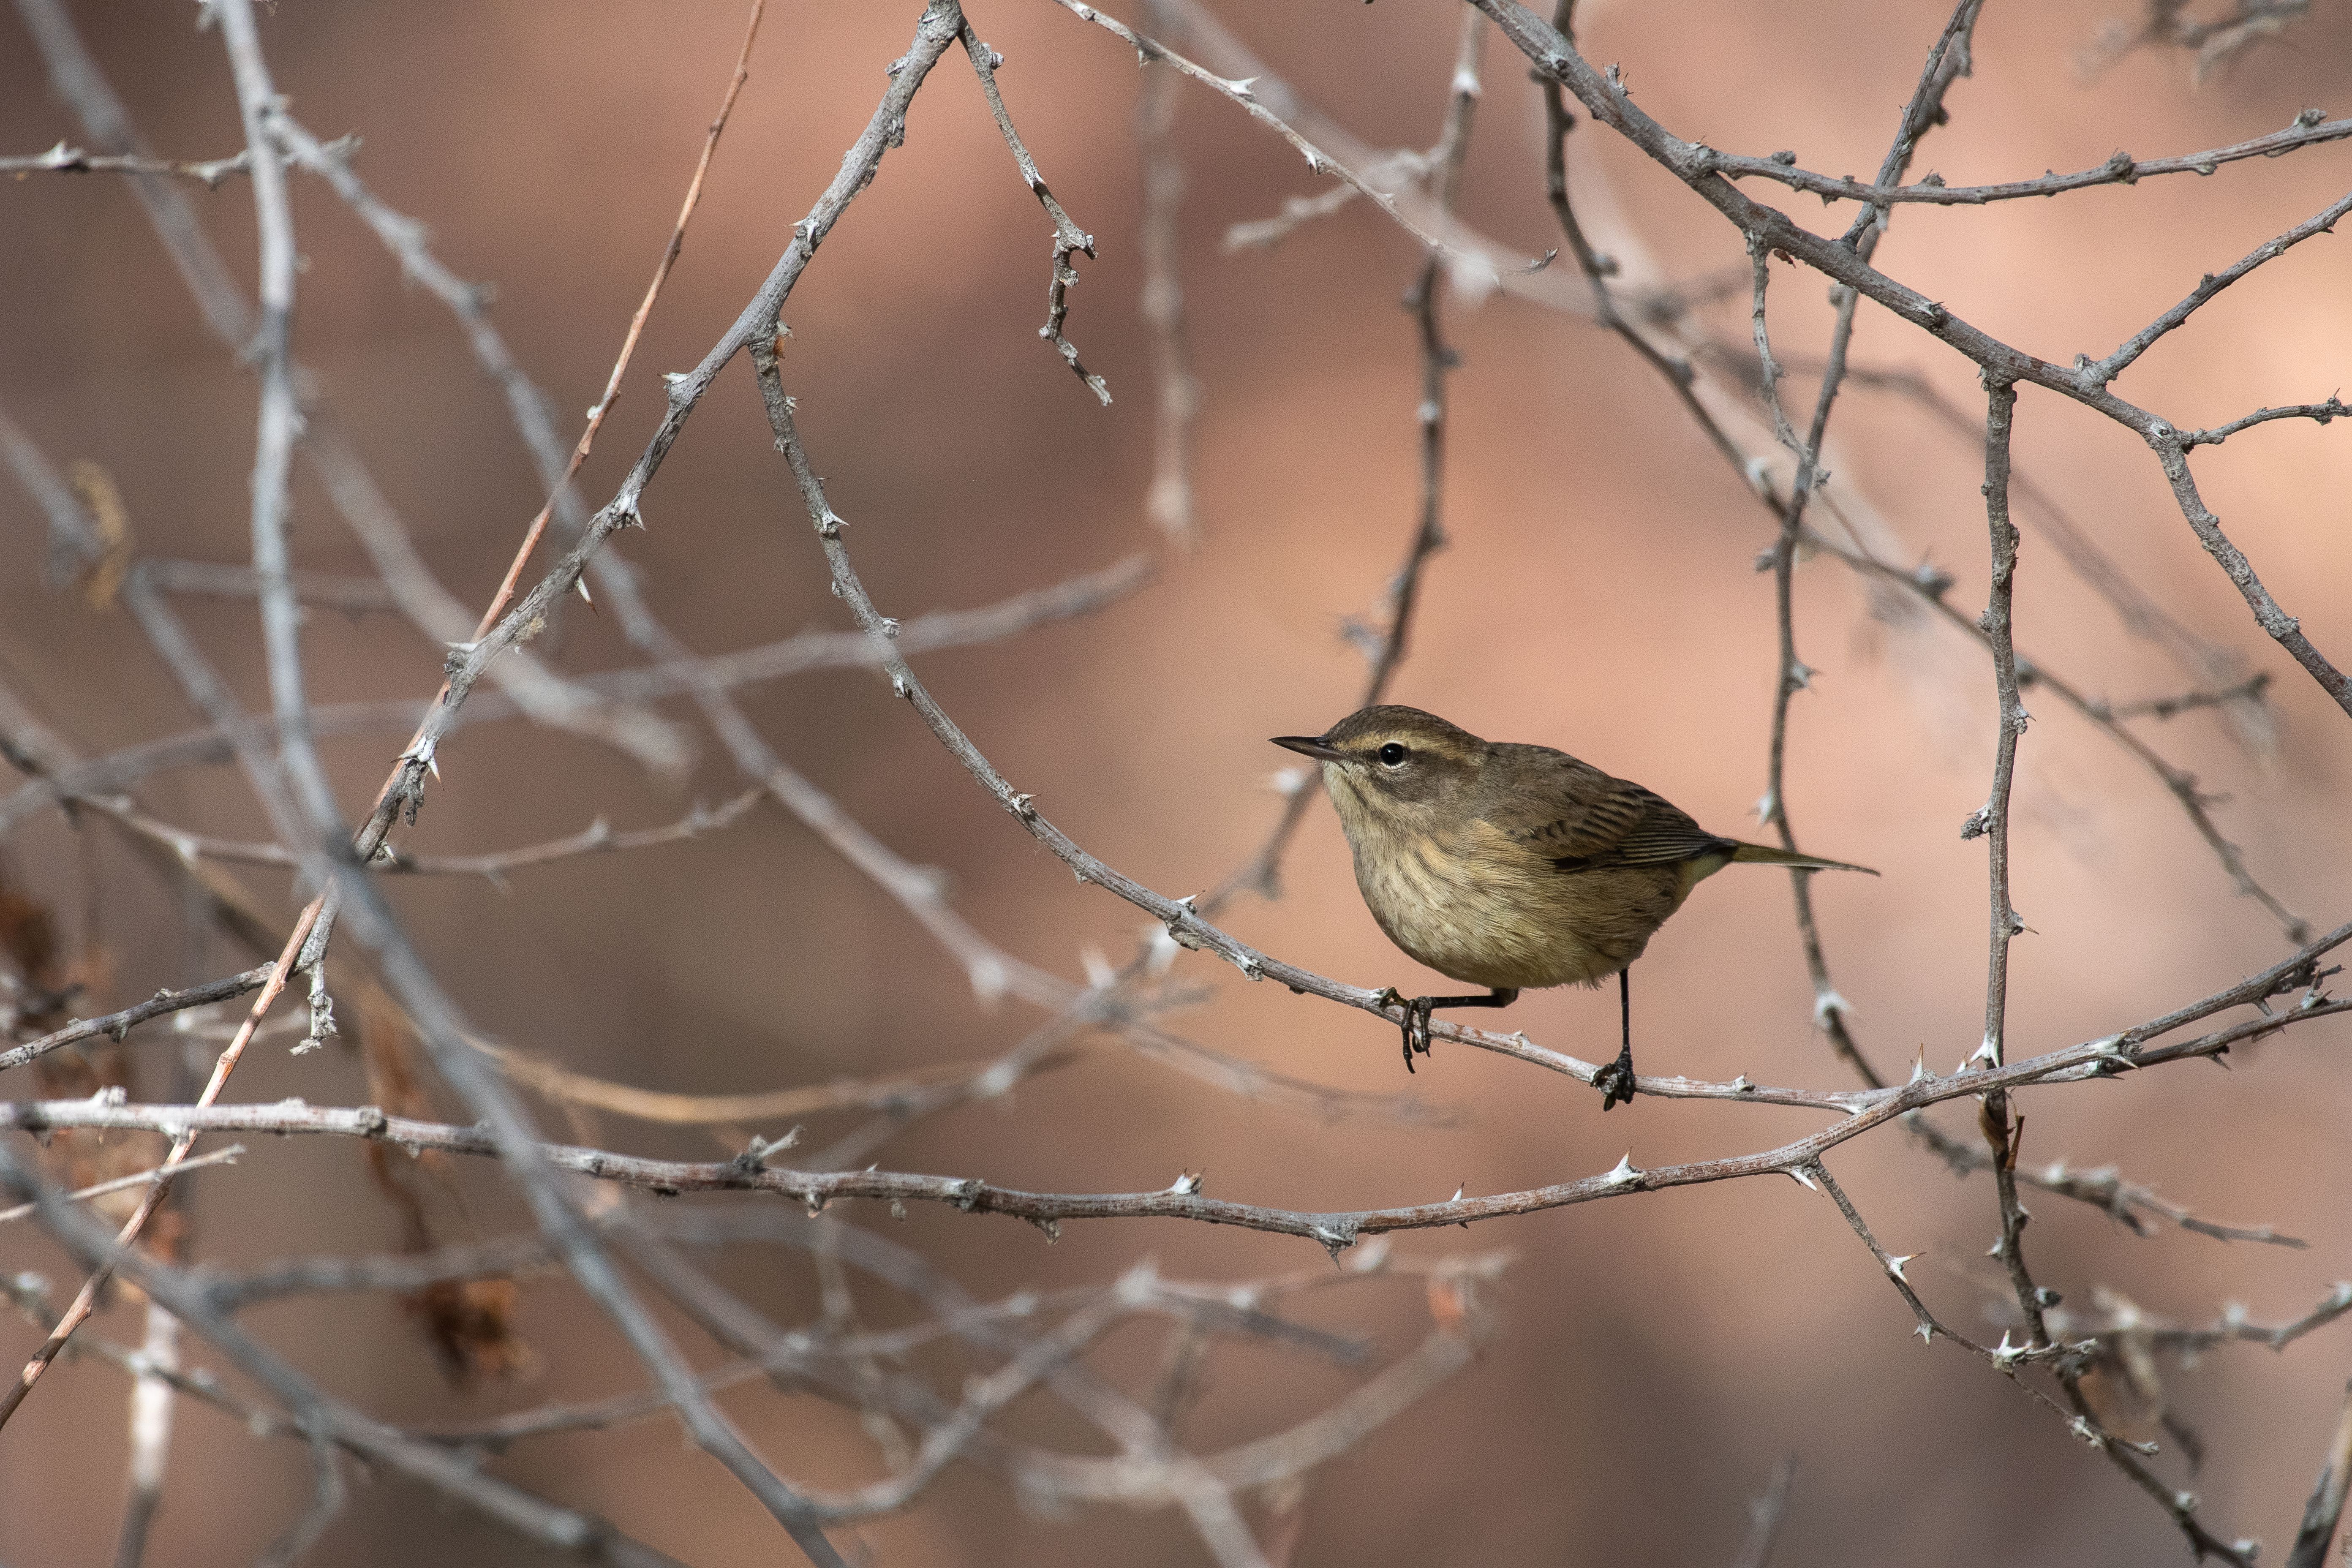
[3,1,2349,1563]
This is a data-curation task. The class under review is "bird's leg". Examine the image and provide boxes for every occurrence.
[1375,987,1519,1073]
[1593,968,1637,1111]
[1372,988,1427,1070]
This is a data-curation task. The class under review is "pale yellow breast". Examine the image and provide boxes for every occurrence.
[1345,819,1655,992]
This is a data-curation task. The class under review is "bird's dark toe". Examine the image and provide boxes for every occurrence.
[1593,1048,1636,1111]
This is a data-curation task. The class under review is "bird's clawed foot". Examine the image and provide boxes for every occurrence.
[1592,1043,1636,1111]
[1374,987,1436,1072]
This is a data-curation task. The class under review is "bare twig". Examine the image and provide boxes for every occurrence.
[0,553,1152,840]
[1728,1456,1796,1568]
[1468,2,2352,719]
[12,977,2345,1241]
[2180,397,2350,448]
[458,0,769,633]
[0,968,274,1075]
[0,1145,242,1225]
[1973,379,2025,1069]
[0,1141,690,1567]
[1805,525,2307,942]
[1713,108,2351,210]
[139,557,397,615]
[2285,1379,2352,1568]
[0,142,249,183]
[1912,1124,2306,1247]
[79,789,765,883]
[1045,0,1542,288]
[960,19,1109,404]
[2142,1282,2352,1358]
[1179,9,1481,916]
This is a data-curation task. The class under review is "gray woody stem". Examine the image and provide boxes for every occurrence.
[1465,0,2352,720]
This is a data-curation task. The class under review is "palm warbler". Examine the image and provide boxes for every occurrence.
[1272,705,1875,1108]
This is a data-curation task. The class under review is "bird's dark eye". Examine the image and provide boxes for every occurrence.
[1377,742,1407,766]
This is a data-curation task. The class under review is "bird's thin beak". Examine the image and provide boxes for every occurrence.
[1270,735,1343,762]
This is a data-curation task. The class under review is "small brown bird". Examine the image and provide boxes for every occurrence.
[1272,705,1875,1109]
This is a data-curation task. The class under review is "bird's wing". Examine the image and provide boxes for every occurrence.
[1482,747,1735,871]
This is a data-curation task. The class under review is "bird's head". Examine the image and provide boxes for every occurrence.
[1270,705,1487,832]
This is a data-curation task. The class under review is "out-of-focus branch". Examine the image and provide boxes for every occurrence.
[343,5,952,870]
[1758,0,1982,1092]
[1135,0,1198,546]
[0,0,344,1437]
[1712,108,2351,209]
[2083,0,2318,84]
[0,142,250,182]
[1912,1124,2306,1247]
[1726,1456,1796,1568]
[0,1141,690,1567]
[1805,523,2308,942]
[78,789,765,883]
[2285,1379,2352,1568]
[1209,8,1483,911]
[1045,0,1546,287]
[0,1144,242,1225]
[2139,1282,2352,1356]
[0,553,1152,840]
[138,557,398,615]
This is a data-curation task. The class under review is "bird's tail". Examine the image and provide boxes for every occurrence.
[1728,841,1879,876]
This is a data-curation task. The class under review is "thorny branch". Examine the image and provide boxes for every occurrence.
[19,921,2336,1241]
[1468,0,2352,718]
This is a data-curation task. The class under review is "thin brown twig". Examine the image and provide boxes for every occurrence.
[469,0,769,632]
